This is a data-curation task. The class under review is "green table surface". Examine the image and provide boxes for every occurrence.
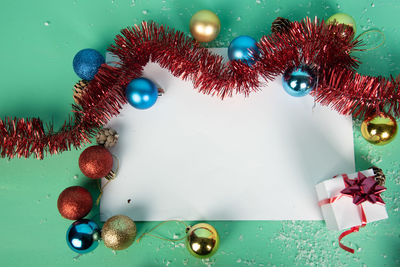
[0,0,399,266]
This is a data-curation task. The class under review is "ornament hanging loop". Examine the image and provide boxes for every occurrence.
[354,29,385,51]
[96,154,120,205]
[136,220,190,243]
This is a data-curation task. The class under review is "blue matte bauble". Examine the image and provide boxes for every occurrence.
[282,65,317,97]
[73,49,105,81]
[125,78,158,109]
[228,36,259,66]
[66,219,100,254]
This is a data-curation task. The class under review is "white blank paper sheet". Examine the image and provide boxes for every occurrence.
[100,49,355,222]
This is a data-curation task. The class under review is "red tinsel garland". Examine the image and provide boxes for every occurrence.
[0,18,399,159]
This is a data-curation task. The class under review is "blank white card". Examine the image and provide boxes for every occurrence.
[100,49,355,221]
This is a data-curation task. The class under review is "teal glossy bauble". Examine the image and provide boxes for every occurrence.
[228,36,259,66]
[125,78,159,109]
[66,219,101,254]
[282,65,317,97]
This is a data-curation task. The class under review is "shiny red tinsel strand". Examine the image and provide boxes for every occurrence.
[0,18,399,159]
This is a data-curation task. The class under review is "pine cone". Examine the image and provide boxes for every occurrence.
[371,166,386,186]
[96,128,119,148]
[73,80,89,105]
[271,17,292,34]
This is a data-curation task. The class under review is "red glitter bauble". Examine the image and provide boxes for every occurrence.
[79,145,113,179]
[57,186,93,220]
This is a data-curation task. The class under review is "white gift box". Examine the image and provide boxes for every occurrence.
[315,169,388,231]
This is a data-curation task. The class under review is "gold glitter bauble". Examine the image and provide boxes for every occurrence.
[101,215,137,250]
[361,113,397,145]
[189,10,220,43]
[185,223,219,258]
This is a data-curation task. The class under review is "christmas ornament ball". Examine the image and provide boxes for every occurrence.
[125,78,158,109]
[79,145,113,179]
[66,219,101,254]
[282,65,317,97]
[327,13,356,35]
[57,186,93,220]
[73,49,105,81]
[361,113,397,145]
[189,10,221,43]
[228,36,259,66]
[186,223,220,259]
[101,215,137,250]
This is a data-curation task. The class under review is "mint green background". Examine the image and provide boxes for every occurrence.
[0,0,399,266]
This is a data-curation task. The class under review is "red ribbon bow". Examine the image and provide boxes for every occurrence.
[341,172,386,205]
[319,171,386,253]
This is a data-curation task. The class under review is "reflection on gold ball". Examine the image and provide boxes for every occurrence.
[186,223,219,258]
[189,10,220,43]
[102,215,137,250]
[361,113,397,145]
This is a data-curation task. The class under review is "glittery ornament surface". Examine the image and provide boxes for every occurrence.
[78,145,113,179]
[73,49,105,81]
[57,186,93,220]
[101,215,137,250]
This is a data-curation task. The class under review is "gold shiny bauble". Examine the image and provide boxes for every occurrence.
[361,113,397,145]
[185,223,219,258]
[327,13,356,34]
[327,13,356,39]
[189,10,220,43]
[101,215,137,250]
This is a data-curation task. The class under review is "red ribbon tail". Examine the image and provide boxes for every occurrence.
[338,226,360,253]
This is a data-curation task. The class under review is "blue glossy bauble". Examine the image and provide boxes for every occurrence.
[73,49,105,81]
[125,78,158,109]
[282,65,317,97]
[228,36,259,66]
[66,219,100,254]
